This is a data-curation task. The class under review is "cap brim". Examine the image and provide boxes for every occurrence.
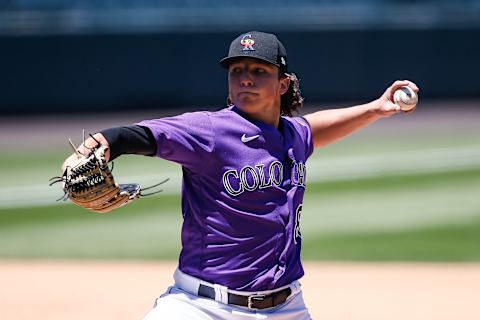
[219,55,280,68]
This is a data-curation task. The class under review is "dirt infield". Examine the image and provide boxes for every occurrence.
[1,261,479,320]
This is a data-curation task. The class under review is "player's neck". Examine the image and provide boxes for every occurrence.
[236,103,281,128]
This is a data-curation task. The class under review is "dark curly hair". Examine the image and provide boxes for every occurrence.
[280,72,304,117]
[226,71,305,117]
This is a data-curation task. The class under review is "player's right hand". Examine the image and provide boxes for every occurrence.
[375,80,419,117]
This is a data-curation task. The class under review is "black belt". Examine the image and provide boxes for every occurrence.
[198,284,292,310]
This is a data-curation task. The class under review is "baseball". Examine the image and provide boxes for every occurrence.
[393,86,418,111]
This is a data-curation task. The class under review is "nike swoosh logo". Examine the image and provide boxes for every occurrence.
[241,134,260,143]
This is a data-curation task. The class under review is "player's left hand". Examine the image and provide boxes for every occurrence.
[374,80,420,117]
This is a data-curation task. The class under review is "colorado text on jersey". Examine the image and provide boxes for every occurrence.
[222,159,307,196]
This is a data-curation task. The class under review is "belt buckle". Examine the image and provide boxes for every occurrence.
[247,293,266,309]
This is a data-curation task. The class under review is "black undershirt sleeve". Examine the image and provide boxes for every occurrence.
[100,125,157,161]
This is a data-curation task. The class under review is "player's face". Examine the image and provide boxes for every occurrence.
[228,58,289,116]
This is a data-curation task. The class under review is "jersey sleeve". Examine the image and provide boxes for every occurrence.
[292,116,314,159]
[137,111,214,170]
[100,125,157,161]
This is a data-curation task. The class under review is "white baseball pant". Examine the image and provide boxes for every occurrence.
[142,269,312,320]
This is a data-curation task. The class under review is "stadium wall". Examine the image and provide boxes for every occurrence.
[1,29,478,114]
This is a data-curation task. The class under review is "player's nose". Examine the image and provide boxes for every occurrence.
[240,75,254,87]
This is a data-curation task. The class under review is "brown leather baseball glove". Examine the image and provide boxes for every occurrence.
[50,140,166,213]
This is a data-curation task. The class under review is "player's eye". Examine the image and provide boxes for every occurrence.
[254,68,266,74]
[230,67,243,75]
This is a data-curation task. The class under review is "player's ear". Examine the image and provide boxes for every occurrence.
[279,75,290,95]
[226,95,233,106]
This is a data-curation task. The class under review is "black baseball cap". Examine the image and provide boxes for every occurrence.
[219,31,288,72]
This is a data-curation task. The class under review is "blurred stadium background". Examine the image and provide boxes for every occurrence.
[1,0,480,113]
[0,1,479,319]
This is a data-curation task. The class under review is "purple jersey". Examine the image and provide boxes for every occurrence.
[138,106,314,291]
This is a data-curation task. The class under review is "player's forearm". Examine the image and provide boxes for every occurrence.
[304,100,383,148]
[61,125,158,173]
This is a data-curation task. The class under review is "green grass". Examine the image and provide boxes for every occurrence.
[306,167,480,194]
[0,195,182,260]
[1,167,479,261]
[302,218,480,261]
[302,167,480,233]
[300,167,480,261]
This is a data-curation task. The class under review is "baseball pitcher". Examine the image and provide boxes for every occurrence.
[56,31,419,319]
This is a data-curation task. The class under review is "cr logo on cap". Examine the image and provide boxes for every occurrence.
[240,34,255,51]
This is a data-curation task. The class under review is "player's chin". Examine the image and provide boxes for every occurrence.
[235,93,260,106]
